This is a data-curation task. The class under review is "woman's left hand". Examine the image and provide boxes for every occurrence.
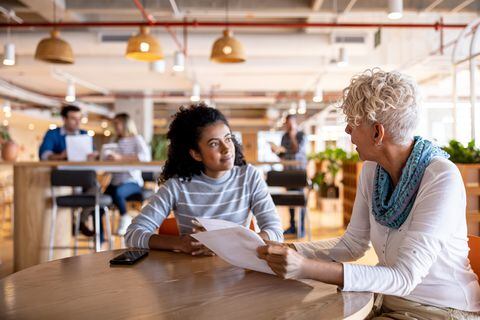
[106,153,122,161]
[257,244,307,279]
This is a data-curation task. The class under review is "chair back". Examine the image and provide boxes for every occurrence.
[142,172,159,183]
[266,170,308,188]
[51,170,98,189]
[158,217,180,236]
[468,235,480,280]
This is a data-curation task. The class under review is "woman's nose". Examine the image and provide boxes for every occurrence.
[220,142,230,153]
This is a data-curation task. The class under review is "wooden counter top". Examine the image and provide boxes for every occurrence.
[9,160,301,167]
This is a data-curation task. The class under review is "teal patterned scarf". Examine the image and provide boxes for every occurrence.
[372,136,449,229]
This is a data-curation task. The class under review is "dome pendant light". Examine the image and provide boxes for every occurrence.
[210,30,246,63]
[34,3,74,64]
[210,0,245,63]
[125,26,163,62]
[35,29,74,64]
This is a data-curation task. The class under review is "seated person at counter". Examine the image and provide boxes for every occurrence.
[126,103,284,255]
[103,113,151,236]
[38,105,96,161]
[258,70,480,318]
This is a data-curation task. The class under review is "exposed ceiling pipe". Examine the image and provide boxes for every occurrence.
[132,0,184,54]
[0,20,467,29]
[0,6,23,24]
[0,78,114,117]
[168,0,182,18]
[52,69,110,95]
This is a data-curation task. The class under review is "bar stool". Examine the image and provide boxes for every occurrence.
[125,172,159,204]
[266,170,312,240]
[50,170,113,260]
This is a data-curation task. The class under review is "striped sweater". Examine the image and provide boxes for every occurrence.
[125,164,284,248]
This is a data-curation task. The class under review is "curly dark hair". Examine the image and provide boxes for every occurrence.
[160,103,246,183]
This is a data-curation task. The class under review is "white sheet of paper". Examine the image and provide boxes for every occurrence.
[192,226,274,275]
[66,135,93,161]
[195,217,240,231]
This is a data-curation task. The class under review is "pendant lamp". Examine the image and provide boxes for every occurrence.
[35,29,74,64]
[210,30,246,63]
[210,0,245,63]
[125,26,163,62]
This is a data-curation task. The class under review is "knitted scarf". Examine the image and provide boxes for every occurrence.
[372,136,449,229]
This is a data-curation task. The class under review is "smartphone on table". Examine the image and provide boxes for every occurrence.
[109,250,149,265]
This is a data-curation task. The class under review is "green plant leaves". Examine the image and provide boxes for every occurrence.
[442,140,480,163]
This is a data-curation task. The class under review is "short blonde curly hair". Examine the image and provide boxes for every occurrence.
[340,69,419,145]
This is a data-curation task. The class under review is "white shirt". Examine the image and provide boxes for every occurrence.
[110,135,151,186]
[295,158,480,312]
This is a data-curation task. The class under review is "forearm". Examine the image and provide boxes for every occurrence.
[148,234,183,251]
[48,153,67,160]
[258,231,269,241]
[302,259,344,287]
[118,154,140,161]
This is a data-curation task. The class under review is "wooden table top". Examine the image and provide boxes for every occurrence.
[0,250,373,320]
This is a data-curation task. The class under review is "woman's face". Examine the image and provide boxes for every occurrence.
[345,120,378,161]
[189,121,235,179]
[113,119,125,136]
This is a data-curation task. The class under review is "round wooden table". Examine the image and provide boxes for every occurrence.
[0,250,373,319]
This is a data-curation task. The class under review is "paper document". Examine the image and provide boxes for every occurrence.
[66,135,93,161]
[195,217,241,231]
[192,226,274,275]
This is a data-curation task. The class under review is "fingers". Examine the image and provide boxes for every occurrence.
[189,241,203,248]
[191,246,214,256]
[264,240,283,246]
[265,254,285,264]
[257,244,288,260]
[266,244,288,255]
[192,227,206,233]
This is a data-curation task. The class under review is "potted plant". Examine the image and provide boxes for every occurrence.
[151,134,168,161]
[442,139,480,235]
[442,139,480,163]
[0,125,18,161]
[319,147,348,198]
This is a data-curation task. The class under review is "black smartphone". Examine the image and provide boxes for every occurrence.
[109,250,149,265]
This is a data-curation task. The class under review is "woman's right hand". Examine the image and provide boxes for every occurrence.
[177,235,214,256]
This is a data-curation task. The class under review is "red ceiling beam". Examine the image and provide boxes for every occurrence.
[0,21,467,29]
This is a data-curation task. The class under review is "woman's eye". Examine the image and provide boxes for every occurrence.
[225,137,232,143]
[209,142,219,148]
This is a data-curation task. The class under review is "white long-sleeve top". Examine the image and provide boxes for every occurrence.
[295,158,480,312]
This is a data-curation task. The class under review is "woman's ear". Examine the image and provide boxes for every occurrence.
[189,149,202,162]
[373,123,385,146]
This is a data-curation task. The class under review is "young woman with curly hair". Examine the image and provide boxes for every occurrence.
[126,103,283,256]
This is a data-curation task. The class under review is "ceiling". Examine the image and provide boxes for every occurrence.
[0,0,479,132]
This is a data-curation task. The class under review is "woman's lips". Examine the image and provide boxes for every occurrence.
[221,155,233,161]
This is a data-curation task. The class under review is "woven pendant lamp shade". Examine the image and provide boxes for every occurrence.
[125,26,163,62]
[210,29,246,63]
[35,29,74,64]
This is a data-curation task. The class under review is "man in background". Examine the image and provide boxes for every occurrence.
[39,105,89,160]
[271,114,307,237]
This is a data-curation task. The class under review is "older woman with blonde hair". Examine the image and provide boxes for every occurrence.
[258,69,480,319]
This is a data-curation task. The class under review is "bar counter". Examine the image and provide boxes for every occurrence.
[12,160,298,271]
[13,161,164,272]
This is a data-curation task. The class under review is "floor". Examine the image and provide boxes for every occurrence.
[0,202,378,279]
